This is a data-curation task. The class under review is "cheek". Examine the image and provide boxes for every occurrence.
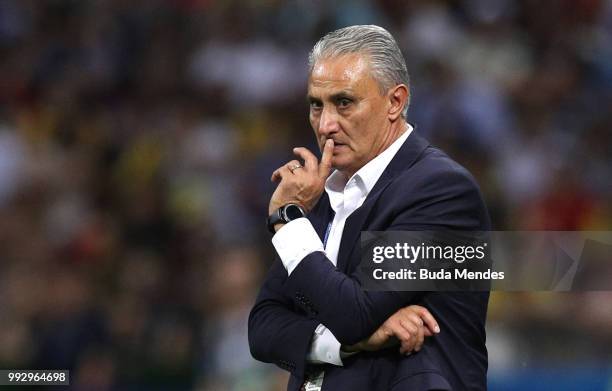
[345,117,370,148]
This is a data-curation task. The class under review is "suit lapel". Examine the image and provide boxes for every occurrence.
[336,131,430,272]
[307,192,334,242]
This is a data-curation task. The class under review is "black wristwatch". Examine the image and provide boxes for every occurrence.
[267,204,306,233]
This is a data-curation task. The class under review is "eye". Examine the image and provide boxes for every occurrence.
[337,98,352,108]
[309,100,322,111]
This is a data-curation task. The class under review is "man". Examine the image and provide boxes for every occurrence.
[249,25,490,390]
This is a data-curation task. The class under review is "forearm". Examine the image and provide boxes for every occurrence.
[249,307,318,365]
[248,259,320,377]
[284,252,421,345]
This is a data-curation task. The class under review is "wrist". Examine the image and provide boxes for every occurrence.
[267,204,305,233]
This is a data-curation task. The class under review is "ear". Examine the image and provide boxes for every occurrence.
[387,84,409,121]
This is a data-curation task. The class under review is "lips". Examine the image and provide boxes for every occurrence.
[322,139,346,152]
[332,144,347,154]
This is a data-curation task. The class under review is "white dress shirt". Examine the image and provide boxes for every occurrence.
[272,124,413,365]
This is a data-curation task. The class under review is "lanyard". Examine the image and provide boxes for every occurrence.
[323,221,332,248]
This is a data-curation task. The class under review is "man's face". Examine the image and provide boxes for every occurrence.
[308,54,391,177]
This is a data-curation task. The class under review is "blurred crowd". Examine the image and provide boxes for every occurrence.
[0,0,610,390]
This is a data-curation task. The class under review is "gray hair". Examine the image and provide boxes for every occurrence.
[308,25,410,117]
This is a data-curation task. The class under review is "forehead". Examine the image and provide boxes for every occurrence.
[308,54,378,95]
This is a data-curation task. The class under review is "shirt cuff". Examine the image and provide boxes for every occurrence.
[306,324,343,366]
[272,217,324,275]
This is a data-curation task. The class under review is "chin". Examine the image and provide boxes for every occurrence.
[331,156,346,168]
[331,157,354,175]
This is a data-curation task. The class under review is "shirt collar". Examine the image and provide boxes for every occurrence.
[324,123,413,211]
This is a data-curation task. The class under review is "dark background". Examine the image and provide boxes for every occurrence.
[0,0,610,390]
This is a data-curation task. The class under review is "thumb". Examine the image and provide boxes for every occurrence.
[319,139,334,177]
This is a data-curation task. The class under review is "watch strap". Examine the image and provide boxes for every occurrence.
[267,204,305,233]
[267,208,284,233]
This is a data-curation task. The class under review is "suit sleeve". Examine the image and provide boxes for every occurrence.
[283,167,489,345]
[248,256,319,378]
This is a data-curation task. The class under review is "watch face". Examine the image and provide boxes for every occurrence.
[284,204,305,220]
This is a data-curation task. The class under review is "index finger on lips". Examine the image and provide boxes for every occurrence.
[319,139,334,178]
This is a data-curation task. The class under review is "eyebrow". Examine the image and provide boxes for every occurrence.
[331,91,355,100]
[307,90,356,102]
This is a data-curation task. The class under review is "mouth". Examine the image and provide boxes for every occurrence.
[325,140,346,153]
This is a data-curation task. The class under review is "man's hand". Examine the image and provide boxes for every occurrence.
[269,139,334,215]
[342,305,440,355]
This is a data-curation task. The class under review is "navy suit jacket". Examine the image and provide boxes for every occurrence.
[249,131,491,390]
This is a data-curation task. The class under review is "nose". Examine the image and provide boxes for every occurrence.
[317,106,340,137]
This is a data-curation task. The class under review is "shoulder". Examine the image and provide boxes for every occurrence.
[383,145,490,230]
[395,145,481,195]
